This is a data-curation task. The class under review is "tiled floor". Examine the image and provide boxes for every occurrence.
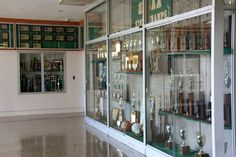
[0,115,145,157]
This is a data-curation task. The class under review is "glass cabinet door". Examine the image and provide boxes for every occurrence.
[86,41,108,124]
[44,53,64,92]
[86,3,106,41]
[109,31,144,142]
[20,53,42,93]
[146,14,213,156]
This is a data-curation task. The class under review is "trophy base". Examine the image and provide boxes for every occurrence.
[195,153,209,157]
[165,141,173,149]
[180,145,190,155]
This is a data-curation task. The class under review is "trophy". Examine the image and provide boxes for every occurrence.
[178,72,184,114]
[198,77,206,120]
[165,125,173,149]
[179,129,190,155]
[150,97,155,121]
[187,69,194,116]
[195,135,209,157]
[169,69,174,112]
[224,62,231,126]
[131,92,140,123]
[225,142,228,154]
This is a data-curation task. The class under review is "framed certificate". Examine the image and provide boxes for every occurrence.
[66,35,74,41]
[66,27,75,33]
[56,35,64,41]
[2,32,9,40]
[56,27,64,32]
[20,25,29,31]
[32,26,41,32]
[20,34,29,40]
[33,43,41,48]
[33,34,41,41]
[44,26,53,32]
[20,43,30,48]
[44,35,53,41]
[1,24,8,30]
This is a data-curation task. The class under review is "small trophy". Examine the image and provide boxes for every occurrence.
[178,72,184,114]
[187,69,194,117]
[179,129,190,155]
[169,69,174,112]
[165,125,173,149]
[195,135,209,157]
[224,62,231,126]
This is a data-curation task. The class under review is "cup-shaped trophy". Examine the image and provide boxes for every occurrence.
[195,135,209,157]
[179,129,190,155]
[165,125,173,149]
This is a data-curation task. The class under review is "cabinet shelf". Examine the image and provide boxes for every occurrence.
[115,71,143,75]
[159,48,232,56]
[92,58,107,63]
[158,110,231,130]
[149,142,196,157]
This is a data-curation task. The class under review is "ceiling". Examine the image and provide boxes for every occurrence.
[0,0,98,22]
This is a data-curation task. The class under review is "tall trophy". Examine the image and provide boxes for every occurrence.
[179,129,190,155]
[195,134,209,157]
[165,125,173,149]
[169,69,174,112]
[224,62,231,126]
[187,69,194,117]
[198,77,206,120]
[131,92,140,123]
[178,72,184,114]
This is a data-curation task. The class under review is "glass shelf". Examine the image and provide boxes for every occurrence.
[158,110,232,130]
[92,58,107,64]
[115,71,143,75]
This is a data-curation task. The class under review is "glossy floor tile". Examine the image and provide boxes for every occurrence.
[0,115,145,157]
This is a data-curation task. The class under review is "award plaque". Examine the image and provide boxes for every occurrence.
[33,43,41,48]
[165,125,173,149]
[44,26,53,32]
[1,24,8,30]
[21,34,29,40]
[179,130,190,155]
[2,32,8,40]
[20,25,29,31]
[66,27,75,33]
[56,35,64,41]
[56,27,64,32]
[66,36,74,41]
[32,26,41,32]
[33,34,41,41]
[195,135,209,157]
[20,43,30,48]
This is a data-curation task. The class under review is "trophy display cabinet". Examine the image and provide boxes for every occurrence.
[85,0,236,157]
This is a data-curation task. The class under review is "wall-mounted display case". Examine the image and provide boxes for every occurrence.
[16,24,79,49]
[20,52,65,93]
[0,23,14,48]
[85,1,235,157]
[86,41,107,124]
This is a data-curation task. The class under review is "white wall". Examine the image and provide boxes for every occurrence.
[0,50,85,117]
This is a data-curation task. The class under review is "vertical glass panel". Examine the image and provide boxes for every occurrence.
[44,53,65,92]
[109,32,143,142]
[20,53,42,93]
[110,0,144,33]
[86,41,107,124]
[148,0,212,23]
[87,3,106,41]
[147,14,213,156]
[223,11,234,157]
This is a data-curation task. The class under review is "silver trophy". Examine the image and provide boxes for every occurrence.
[188,69,194,91]
[180,129,186,146]
[180,129,190,155]
[165,125,172,147]
[224,62,231,90]
[197,135,207,155]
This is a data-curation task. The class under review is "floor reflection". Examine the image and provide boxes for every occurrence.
[0,115,144,157]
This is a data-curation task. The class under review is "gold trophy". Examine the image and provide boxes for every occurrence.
[165,125,173,149]
[179,129,190,155]
[169,69,174,112]
[195,135,209,157]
